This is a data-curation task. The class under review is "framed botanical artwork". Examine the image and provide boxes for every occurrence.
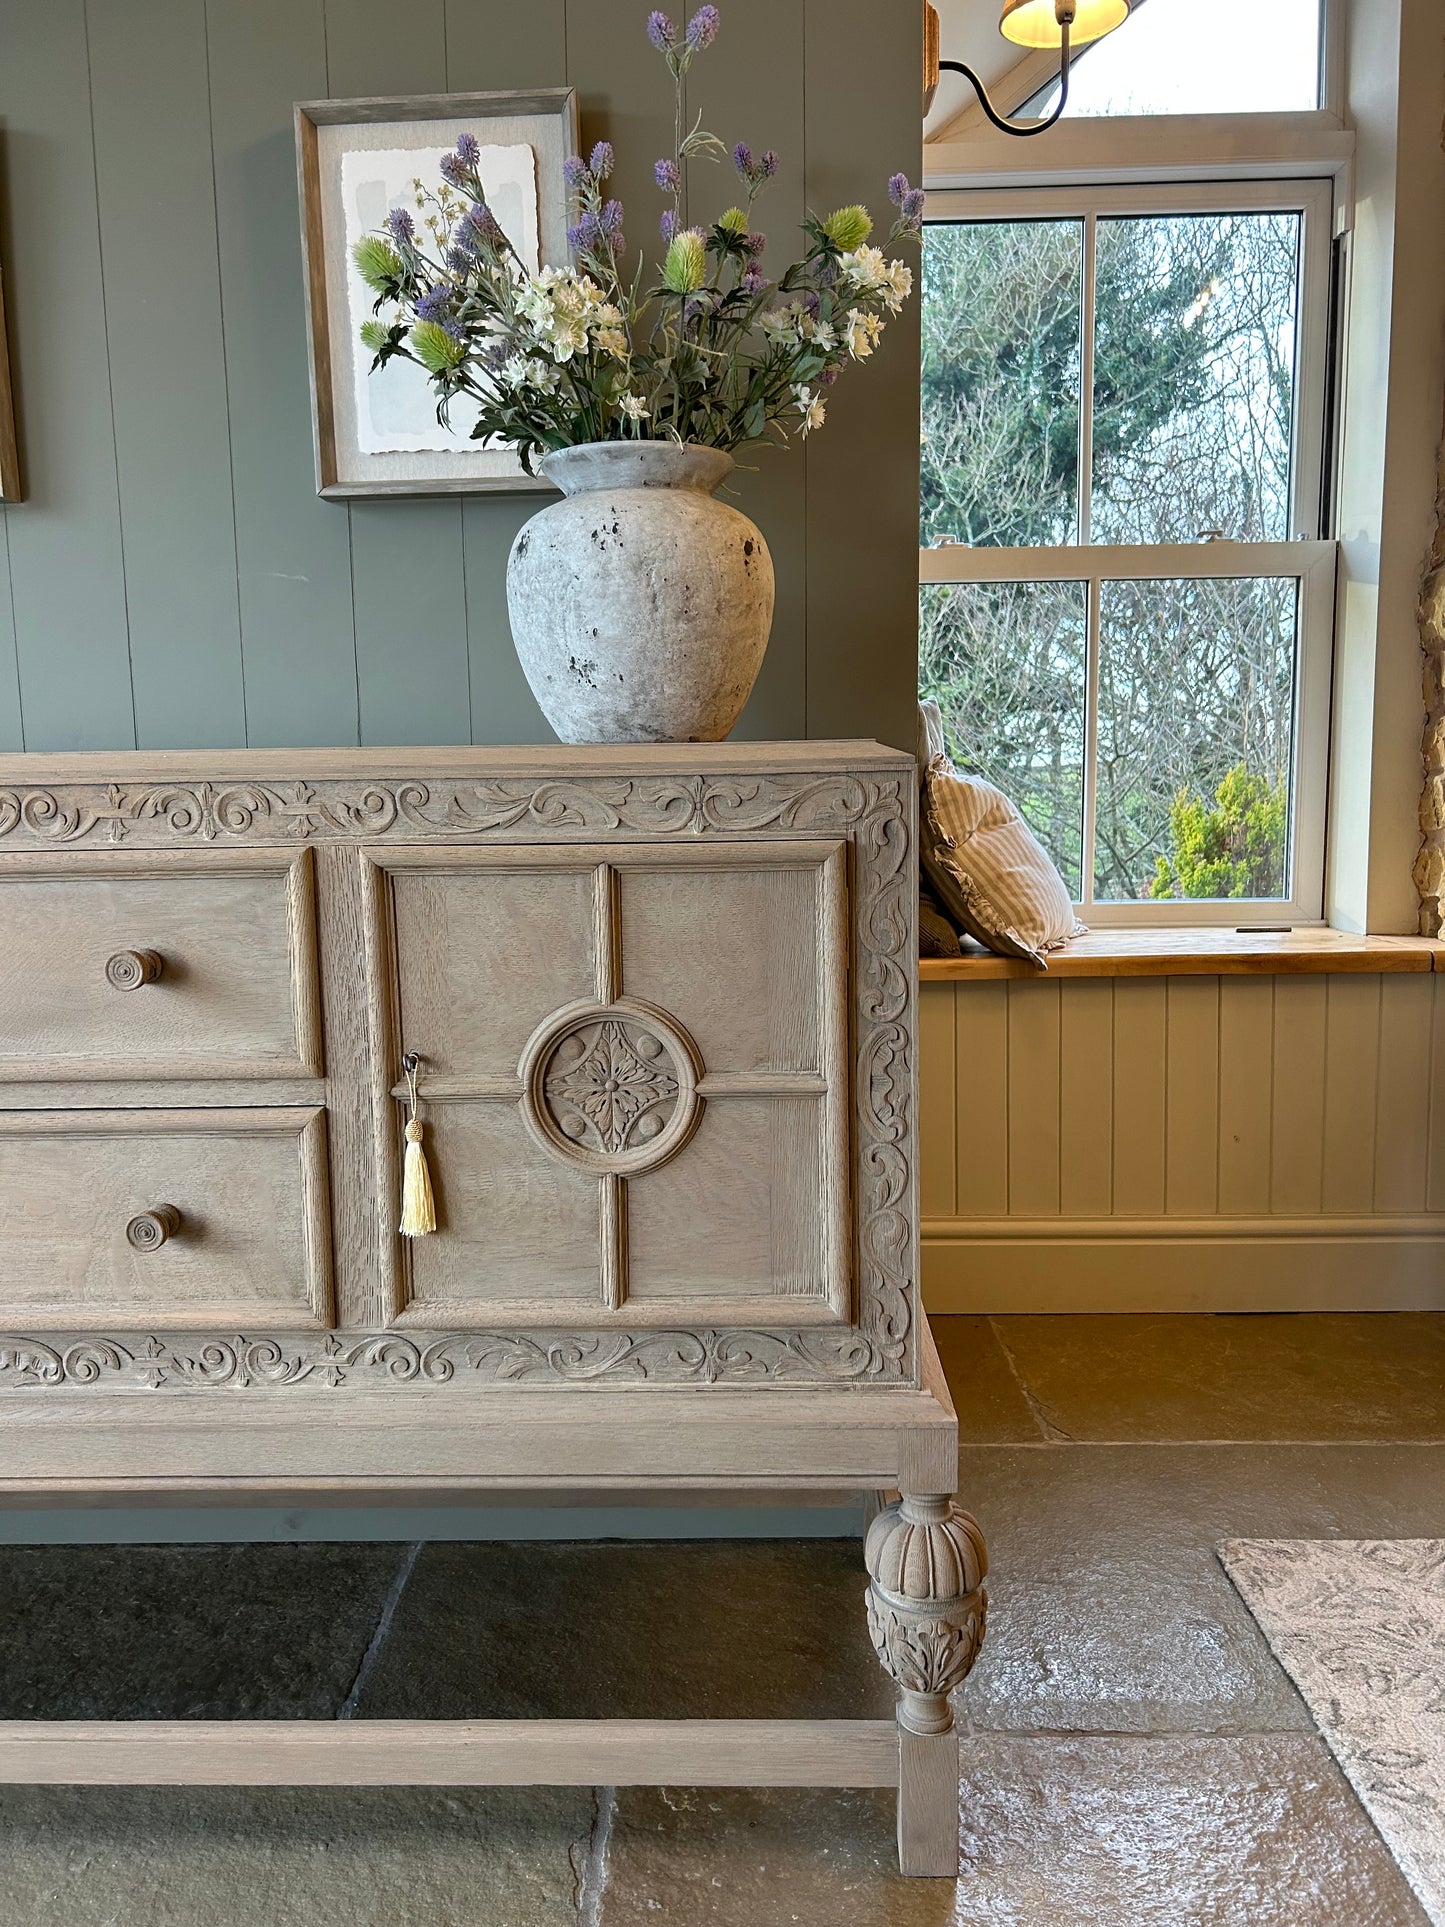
[294,88,579,498]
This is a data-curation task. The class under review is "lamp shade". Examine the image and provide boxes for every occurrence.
[1000,0,1129,48]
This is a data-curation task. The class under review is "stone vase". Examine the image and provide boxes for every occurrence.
[505,440,775,744]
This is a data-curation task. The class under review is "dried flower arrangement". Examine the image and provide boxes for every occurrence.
[352,5,924,472]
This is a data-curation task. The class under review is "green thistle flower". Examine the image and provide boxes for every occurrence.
[410,319,465,373]
[716,206,749,235]
[822,204,872,250]
[662,227,708,293]
[353,235,403,291]
[358,319,389,355]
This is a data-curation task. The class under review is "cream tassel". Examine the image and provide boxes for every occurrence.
[399,1053,436,1238]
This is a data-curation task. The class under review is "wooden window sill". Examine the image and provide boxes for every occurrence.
[918,928,1445,981]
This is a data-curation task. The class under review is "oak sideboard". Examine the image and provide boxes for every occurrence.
[0,740,985,1876]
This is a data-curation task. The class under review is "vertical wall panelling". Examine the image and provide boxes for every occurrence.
[918,978,956,1218]
[1270,976,1328,1214]
[207,0,362,746]
[953,981,1008,1216]
[687,0,807,741]
[923,970,1445,1312]
[1217,978,1274,1213]
[0,0,916,752]
[1164,975,1220,1215]
[1006,982,1062,1216]
[1373,972,1433,1212]
[1111,978,1167,1213]
[0,0,134,749]
[801,0,920,753]
[1322,973,1383,1211]
[1059,979,1113,1214]
[1429,976,1445,1214]
[87,0,247,749]
[325,0,472,747]
[445,1,568,86]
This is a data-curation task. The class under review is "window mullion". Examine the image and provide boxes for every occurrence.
[1081,574,1102,910]
[1079,211,1097,545]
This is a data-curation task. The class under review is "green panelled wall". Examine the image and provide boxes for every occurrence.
[0,0,921,755]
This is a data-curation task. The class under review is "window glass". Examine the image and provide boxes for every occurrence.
[920,580,1088,894]
[1094,576,1298,901]
[1029,0,1321,118]
[1091,211,1301,543]
[921,221,1082,547]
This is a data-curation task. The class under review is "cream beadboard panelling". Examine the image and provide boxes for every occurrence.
[920,974,1445,1311]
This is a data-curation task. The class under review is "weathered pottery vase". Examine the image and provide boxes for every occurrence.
[506,440,775,744]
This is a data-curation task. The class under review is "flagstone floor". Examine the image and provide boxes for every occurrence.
[2,1311,1443,1925]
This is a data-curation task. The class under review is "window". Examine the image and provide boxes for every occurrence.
[1026,0,1323,119]
[920,179,1334,923]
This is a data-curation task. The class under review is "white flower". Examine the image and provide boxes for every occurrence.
[879,258,912,312]
[843,308,884,360]
[762,300,837,349]
[618,393,650,420]
[596,326,630,359]
[791,384,826,436]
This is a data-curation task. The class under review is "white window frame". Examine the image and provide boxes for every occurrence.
[920,176,1337,926]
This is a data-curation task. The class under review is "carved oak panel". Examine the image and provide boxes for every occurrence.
[368,842,849,1329]
[0,750,918,1392]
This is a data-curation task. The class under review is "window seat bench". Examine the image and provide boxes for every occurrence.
[919,928,1445,981]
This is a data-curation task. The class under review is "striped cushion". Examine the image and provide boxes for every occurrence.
[920,756,1084,967]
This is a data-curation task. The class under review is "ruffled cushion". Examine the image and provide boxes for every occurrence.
[920,755,1084,968]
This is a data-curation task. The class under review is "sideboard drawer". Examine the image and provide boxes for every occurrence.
[0,852,321,1081]
[0,1108,331,1329]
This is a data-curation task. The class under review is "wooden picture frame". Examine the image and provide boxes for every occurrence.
[0,245,23,502]
[294,89,579,500]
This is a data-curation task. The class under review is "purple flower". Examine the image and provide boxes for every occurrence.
[647,10,676,50]
[442,317,467,343]
[456,131,480,165]
[654,157,681,193]
[385,206,414,242]
[445,245,472,272]
[759,149,778,177]
[611,230,627,256]
[902,187,926,222]
[439,152,466,187]
[818,363,841,387]
[802,289,821,319]
[660,208,679,243]
[562,154,590,190]
[468,202,506,246]
[568,211,602,251]
[745,230,766,257]
[415,286,452,322]
[600,198,625,234]
[888,171,909,207]
[590,140,615,180]
[741,262,768,294]
[686,5,720,50]
[732,140,752,177]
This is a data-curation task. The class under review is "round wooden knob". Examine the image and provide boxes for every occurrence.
[125,1205,182,1252]
[105,948,164,991]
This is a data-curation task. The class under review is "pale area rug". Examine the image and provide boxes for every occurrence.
[1221,1538,1445,1926]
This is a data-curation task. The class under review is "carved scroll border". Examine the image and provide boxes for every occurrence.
[0,767,916,1391]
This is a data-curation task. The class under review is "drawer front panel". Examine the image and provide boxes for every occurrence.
[370,842,849,1329]
[0,1109,331,1329]
[0,852,321,1081]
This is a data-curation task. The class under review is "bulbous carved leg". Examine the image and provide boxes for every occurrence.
[865,1494,988,1876]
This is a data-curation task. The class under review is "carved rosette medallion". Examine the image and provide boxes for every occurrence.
[519,998,704,1176]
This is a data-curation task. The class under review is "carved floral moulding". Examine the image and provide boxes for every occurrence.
[0,772,890,848]
[0,1326,900,1394]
